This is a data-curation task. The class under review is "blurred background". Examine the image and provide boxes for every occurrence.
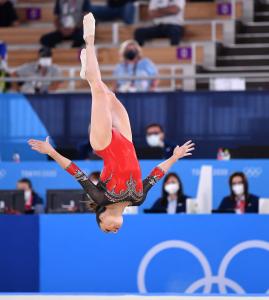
[1,0,269,298]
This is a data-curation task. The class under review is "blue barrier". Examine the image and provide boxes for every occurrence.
[0,216,39,292]
[0,160,268,209]
[0,215,269,294]
[39,214,269,294]
[2,91,269,159]
[0,94,50,161]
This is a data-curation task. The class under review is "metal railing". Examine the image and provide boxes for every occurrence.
[1,71,269,92]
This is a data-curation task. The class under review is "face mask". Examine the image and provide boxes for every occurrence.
[92,180,98,186]
[146,134,161,147]
[0,59,7,71]
[24,190,32,201]
[232,183,244,196]
[39,57,52,67]
[165,183,180,194]
[124,49,137,61]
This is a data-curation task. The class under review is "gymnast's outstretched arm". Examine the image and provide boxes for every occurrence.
[141,140,195,204]
[28,137,71,168]
[28,137,104,205]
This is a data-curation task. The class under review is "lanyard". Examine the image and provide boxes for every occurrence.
[125,61,138,87]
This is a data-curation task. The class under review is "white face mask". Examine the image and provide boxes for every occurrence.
[0,59,7,71]
[24,190,32,202]
[232,183,244,196]
[164,183,180,194]
[39,57,52,67]
[146,134,161,147]
[92,180,98,186]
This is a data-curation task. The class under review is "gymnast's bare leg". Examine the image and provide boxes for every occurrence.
[81,13,132,151]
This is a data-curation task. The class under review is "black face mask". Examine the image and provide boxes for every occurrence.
[124,49,138,61]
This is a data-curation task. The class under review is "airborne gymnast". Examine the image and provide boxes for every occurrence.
[28,13,195,233]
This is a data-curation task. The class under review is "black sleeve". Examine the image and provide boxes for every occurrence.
[247,194,259,213]
[150,198,164,210]
[35,193,43,205]
[65,162,105,207]
[135,166,165,206]
[218,196,229,211]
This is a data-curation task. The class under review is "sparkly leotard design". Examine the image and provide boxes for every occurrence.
[95,129,143,203]
[66,128,165,210]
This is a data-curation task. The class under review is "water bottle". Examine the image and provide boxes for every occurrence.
[223,149,231,160]
[217,148,224,160]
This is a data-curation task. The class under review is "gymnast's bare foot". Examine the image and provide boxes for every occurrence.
[83,12,95,46]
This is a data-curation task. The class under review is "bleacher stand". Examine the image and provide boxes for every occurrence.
[0,0,268,91]
[13,46,61,94]
[40,0,90,48]
[134,0,185,46]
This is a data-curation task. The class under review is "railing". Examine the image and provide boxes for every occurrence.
[2,71,269,92]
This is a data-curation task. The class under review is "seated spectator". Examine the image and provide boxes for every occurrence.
[88,171,101,185]
[113,40,158,92]
[13,47,61,94]
[145,123,174,158]
[40,0,90,48]
[0,0,18,27]
[92,0,135,25]
[134,0,185,46]
[16,178,44,214]
[0,43,11,92]
[218,172,259,213]
[147,172,188,213]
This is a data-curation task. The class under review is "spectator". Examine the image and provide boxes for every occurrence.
[0,43,10,92]
[91,0,135,25]
[218,172,259,213]
[14,47,61,94]
[145,123,174,158]
[147,172,188,213]
[134,0,185,46]
[0,0,19,27]
[40,0,90,48]
[113,40,158,92]
[16,178,44,214]
[88,171,101,185]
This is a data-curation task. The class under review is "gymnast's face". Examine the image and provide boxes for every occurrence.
[99,210,123,233]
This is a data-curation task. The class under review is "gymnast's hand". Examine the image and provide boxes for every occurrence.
[173,140,195,160]
[28,136,54,155]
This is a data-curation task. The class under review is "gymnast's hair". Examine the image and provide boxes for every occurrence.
[96,205,107,229]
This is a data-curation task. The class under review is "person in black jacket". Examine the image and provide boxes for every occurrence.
[218,172,259,213]
[145,123,175,159]
[16,178,44,214]
[148,172,188,213]
[0,0,19,27]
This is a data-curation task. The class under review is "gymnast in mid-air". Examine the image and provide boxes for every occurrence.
[28,13,195,233]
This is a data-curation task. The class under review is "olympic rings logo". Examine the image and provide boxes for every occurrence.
[243,167,263,178]
[137,240,269,294]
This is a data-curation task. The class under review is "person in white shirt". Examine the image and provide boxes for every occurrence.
[134,0,185,46]
[147,172,189,213]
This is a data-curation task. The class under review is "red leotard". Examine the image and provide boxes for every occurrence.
[95,128,143,202]
[65,129,165,208]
